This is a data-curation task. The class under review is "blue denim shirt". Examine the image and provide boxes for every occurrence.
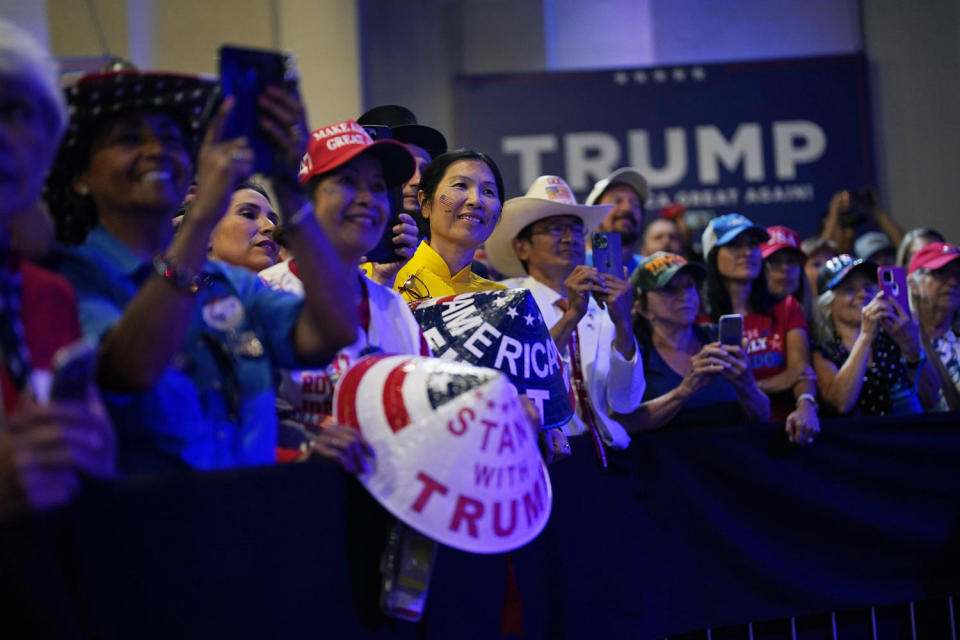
[55,226,305,473]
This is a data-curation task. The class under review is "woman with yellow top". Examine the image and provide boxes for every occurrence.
[394,149,506,301]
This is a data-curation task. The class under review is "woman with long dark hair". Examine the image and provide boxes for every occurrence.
[702,214,819,444]
[762,225,812,322]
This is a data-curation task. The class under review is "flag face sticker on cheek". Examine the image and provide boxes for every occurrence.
[334,355,552,554]
[409,289,573,430]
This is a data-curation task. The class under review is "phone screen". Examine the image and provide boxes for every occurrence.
[360,125,404,264]
[219,45,298,176]
[718,314,743,347]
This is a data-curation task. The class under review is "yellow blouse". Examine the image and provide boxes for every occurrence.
[393,241,506,302]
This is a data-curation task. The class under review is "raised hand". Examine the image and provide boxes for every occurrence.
[306,424,374,474]
[190,97,254,225]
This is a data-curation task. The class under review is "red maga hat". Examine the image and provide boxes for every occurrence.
[908,242,960,275]
[761,225,804,260]
[298,119,414,188]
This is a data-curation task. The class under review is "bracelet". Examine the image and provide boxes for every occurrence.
[282,200,314,234]
[153,254,202,294]
[796,393,818,410]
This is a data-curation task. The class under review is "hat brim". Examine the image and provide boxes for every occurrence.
[761,243,806,260]
[631,261,705,291]
[485,197,612,278]
[822,260,877,294]
[62,71,216,160]
[391,124,447,159]
[913,251,960,274]
[718,225,770,248]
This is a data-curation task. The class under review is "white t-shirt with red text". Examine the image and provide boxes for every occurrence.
[259,260,429,460]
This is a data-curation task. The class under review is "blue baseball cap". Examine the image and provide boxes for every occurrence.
[701,213,769,259]
[817,254,877,295]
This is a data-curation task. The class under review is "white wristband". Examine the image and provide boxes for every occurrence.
[796,393,817,409]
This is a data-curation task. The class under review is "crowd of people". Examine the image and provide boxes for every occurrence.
[2,20,960,521]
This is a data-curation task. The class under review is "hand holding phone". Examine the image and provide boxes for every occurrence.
[50,338,98,403]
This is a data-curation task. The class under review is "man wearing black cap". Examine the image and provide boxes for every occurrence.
[357,105,447,217]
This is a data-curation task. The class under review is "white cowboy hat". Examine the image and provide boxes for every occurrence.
[485,175,612,278]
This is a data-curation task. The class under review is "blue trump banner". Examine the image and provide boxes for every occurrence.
[455,55,873,237]
[410,289,573,430]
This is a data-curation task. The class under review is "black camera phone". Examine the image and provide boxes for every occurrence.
[218,45,299,176]
[361,125,406,264]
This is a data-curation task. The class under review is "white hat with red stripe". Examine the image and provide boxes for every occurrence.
[333,354,552,554]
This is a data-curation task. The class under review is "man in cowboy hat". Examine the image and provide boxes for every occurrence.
[485,176,644,453]
[585,167,650,274]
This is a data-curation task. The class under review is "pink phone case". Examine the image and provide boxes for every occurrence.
[878,266,910,317]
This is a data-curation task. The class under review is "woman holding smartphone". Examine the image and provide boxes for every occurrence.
[702,214,819,444]
[46,69,360,473]
[812,255,940,416]
[617,252,769,432]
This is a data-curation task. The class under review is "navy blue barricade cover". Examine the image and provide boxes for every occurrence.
[409,288,573,430]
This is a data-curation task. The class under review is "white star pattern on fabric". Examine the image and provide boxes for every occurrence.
[524,313,536,326]
[506,307,519,319]
[429,372,453,392]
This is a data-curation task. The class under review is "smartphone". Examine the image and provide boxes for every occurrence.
[50,338,98,403]
[591,232,623,278]
[218,45,299,176]
[718,314,744,347]
[360,125,406,264]
[878,265,910,317]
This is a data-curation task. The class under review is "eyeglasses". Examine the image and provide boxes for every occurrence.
[399,273,431,300]
[531,221,587,238]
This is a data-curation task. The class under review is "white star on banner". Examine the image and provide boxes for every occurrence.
[671,68,686,81]
[633,70,647,84]
[613,72,629,85]
[653,69,668,83]
[524,313,536,326]
[429,372,453,392]
[506,307,519,319]
[691,67,706,81]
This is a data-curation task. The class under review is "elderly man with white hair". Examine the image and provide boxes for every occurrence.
[0,19,114,518]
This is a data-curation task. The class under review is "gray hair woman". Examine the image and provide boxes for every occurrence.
[0,19,114,517]
[907,242,960,409]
